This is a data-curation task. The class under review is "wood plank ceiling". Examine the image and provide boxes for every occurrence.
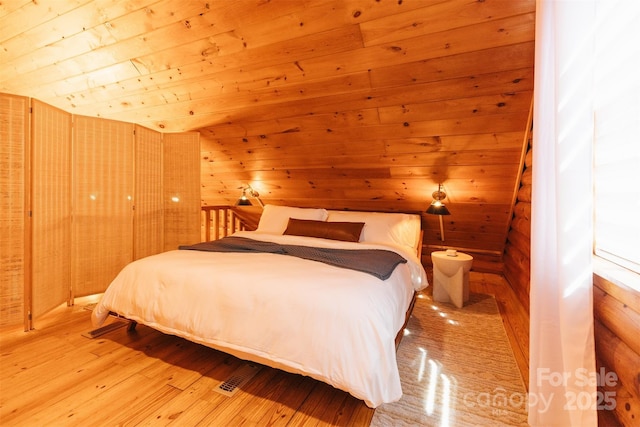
[0,0,535,268]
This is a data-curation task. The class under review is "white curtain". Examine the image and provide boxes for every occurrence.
[529,0,597,426]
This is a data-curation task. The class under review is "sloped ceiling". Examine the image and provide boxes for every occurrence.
[0,0,535,268]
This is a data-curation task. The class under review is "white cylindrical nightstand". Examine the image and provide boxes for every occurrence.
[431,250,473,308]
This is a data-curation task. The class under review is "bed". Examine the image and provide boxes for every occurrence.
[91,205,428,408]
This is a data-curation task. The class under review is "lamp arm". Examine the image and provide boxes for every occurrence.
[245,185,264,208]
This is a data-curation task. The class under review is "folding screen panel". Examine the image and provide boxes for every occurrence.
[0,92,200,328]
[30,100,72,320]
[163,132,201,251]
[72,116,134,297]
[133,125,164,260]
[0,93,30,329]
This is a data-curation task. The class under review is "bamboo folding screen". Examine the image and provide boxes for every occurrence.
[0,93,200,330]
[163,133,201,251]
[30,100,72,319]
[72,116,135,298]
[133,125,164,260]
[0,93,30,328]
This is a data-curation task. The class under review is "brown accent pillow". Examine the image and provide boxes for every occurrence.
[283,218,364,242]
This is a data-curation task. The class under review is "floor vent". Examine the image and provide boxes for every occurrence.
[213,363,262,397]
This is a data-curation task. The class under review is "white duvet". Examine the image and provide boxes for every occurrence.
[92,231,428,407]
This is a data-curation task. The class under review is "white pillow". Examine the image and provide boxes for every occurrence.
[256,204,329,235]
[326,210,421,251]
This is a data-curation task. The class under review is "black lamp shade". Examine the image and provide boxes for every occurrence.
[236,197,252,206]
[426,204,451,215]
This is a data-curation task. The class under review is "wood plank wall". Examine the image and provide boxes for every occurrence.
[0,1,537,272]
[194,0,536,272]
[593,275,640,426]
[503,136,532,313]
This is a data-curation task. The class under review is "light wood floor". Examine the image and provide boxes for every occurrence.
[0,271,529,426]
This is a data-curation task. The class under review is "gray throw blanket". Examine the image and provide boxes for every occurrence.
[179,236,407,280]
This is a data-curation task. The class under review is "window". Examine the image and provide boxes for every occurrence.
[593,0,640,285]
